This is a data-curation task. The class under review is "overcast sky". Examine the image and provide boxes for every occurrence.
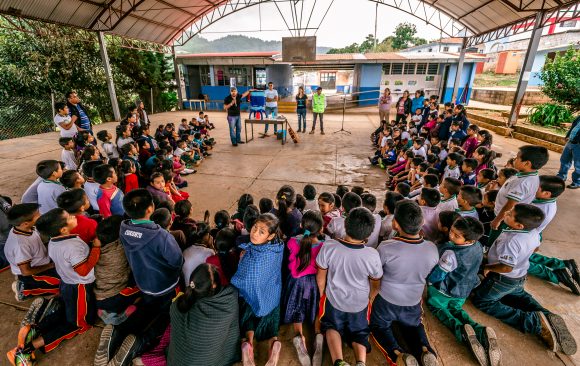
[195,0,452,47]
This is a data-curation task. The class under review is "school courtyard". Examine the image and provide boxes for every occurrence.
[0,110,578,366]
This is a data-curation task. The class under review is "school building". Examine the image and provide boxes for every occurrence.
[175,51,487,109]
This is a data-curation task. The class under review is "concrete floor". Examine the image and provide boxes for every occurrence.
[0,110,578,366]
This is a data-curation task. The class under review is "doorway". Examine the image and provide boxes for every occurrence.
[439,65,450,103]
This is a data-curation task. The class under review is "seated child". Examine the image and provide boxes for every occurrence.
[436,210,461,245]
[379,192,404,241]
[476,168,496,190]
[442,153,463,181]
[477,190,498,248]
[146,172,173,204]
[461,158,478,186]
[529,176,579,295]
[60,170,85,190]
[8,208,100,363]
[486,167,516,192]
[151,208,187,251]
[317,208,383,366]
[361,193,382,248]
[427,217,500,366]
[283,211,326,365]
[448,121,467,144]
[395,182,411,198]
[96,130,119,160]
[171,200,197,245]
[205,227,239,286]
[5,203,60,301]
[462,124,480,158]
[36,160,66,215]
[57,189,97,245]
[327,192,361,240]
[231,213,284,365]
[295,194,307,214]
[411,137,427,159]
[60,137,78,171]
[303,184,319,212]
[82,161,103,214]
[162,170,190,203]
[456,186,482,219]
[317,192,340,229]
[372,201,439,366]
[119,159,139,194]
[93,164,125,218]
[418,188,441,242]
[259,197,274,214]
[472,203,577,356]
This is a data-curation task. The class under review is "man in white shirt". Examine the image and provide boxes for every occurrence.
[263,82,279,137]
[54,102,78,138]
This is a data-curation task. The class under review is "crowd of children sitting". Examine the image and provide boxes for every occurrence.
[1,98,579,366]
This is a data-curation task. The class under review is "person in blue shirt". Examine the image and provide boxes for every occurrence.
[557,115,580,189]
[66,91,93,133]
[411,90,425,116]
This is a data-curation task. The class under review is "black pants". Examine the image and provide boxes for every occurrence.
[395,114,407,125]
[312,113,324,131]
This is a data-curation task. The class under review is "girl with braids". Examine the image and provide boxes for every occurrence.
[473,146,502,176]
[206,227,239,286]
[232,213,284,366]
[168,263,240,366]
[273,185,303,240]
[283,210,326,366]
[477,129,493,149]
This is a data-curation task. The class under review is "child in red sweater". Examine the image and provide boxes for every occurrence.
[57,188,98,245]
[120,160,139,194]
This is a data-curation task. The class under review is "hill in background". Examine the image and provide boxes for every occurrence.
[176,35,331,54]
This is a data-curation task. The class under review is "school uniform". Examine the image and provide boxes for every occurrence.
[316,238,383,351]
[326,215,346,240]
[456,208,479,219]
[304,199,319,212]
[437,195,458,214]
[42,235,97,352]
[411,146,427,159]
[4,228,60,297]
[477,207,496,248]
[96,185,125,218]
[366,213,383,248]
[101,141,119,160]
[420,206,440,242]
[371,235,438,363]
[379,214,395,241]
[427,241,486,343]
[61,149,77,171]
[460,172,477,186]
[442,165,461,180]
[83,180,100,212]
[37,180,67,214]
[472,229,549,334]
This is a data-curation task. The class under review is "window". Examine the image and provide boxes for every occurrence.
[214,66,251,86]
[254,68,267,89]
[404,63,416,75]
[391,63,403,75]
[382,63,391,75]
[443,46,449,52]
[200,66,211,86]
[320,72,336,89]
[416,63,427,75]
[560,20,577,27]
[427,63,439,75]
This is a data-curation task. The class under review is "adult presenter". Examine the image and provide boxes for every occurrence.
[262,81,279,137]
[310,87,326,135]
[557,115,580,189]
[224,87,253,147]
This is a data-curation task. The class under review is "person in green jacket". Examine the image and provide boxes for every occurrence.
[310,87,326,135]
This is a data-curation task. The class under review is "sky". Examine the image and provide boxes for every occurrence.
[194,0,453,47]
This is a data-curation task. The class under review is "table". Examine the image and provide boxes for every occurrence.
[244,118,288,145]
[187,99,206,111]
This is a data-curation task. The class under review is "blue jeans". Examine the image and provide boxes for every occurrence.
[471,273,547,334]
[264,106,278,133]
[557,141,580,185]
[297,109,306,130]
[227,115,241,144]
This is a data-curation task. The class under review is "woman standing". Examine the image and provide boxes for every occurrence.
[296,86,308,133]
[395,90,412,125]
[378,88,392,122]
[411,90,425,116]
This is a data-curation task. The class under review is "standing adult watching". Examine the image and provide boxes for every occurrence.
[411,90,425,116]
[66,91,93,133]
[310,87,326,135]
[263,81,279,137]
[557,115,580,189]
[395,90,412,125]
[296,86,308,133]
[378,88,392,122]
[224,87,253,147]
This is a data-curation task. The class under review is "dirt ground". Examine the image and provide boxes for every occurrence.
[0,110,578,366]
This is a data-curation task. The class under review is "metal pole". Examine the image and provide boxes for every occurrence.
[97,31,121,121]
[150,87,154,114]
[508,11,544,127]
[374,3,378,51]
[451,37,467,105]
[50,92,55,118]
[173,46,184,110]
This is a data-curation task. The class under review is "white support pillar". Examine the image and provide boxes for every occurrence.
[97,31,121,121]
[451,37,468,105]
[508,11,544,127]
[172,46,184,110]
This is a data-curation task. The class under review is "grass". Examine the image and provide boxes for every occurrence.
[470,108,568,136]
[473,72,519,88]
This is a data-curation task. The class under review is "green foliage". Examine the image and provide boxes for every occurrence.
[540,47,580,113]
[328,23,427,54]
[527,103,574,127]
[391,23,427,50]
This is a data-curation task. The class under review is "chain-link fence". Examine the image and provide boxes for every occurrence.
[0,96,55,141]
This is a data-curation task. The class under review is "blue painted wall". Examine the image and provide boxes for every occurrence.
[357,64,382,106]
[442,62,476,105]
[188,85,252,111]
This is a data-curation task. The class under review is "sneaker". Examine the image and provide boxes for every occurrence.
[309,130,315,134]
[421,351,439,366]
[537,311,557,352]
[109,334,137,366]
[17,325,37,349]
[21,298,47,327]
[321,131,325,135]
[302,130,306,133]
[482,327,501,366]
[545,313,577,355]
[238,141,245,144]
[94,324,115,366]
[265,340,282,366]
[232,143,238,147]
[554,268,580,295]
[293,336,311,366]
[396,353,418,366]
[462,324,488,366]
[297,129,302,133]
[333,361,351,366]
[354,362,366,366]
[564,259,580,284]
[566,184,580,189]
[241,341,255,366]
[11,281,25,302]
[312,333,323,366]
[6,347,34,366]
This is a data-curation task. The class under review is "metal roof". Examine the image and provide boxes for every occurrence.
[0,0,578,47]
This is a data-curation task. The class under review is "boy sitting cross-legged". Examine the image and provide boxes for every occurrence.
[4,203,60,302]
[472,203,577,356]
[316,207,383,366]
[371,200,439,366]
[427,217,501,366]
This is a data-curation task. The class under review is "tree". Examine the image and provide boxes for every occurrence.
[391,22,427,50]
[540,47,580,113]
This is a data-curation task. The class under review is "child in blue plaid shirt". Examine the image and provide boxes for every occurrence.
[231,213,284,366]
